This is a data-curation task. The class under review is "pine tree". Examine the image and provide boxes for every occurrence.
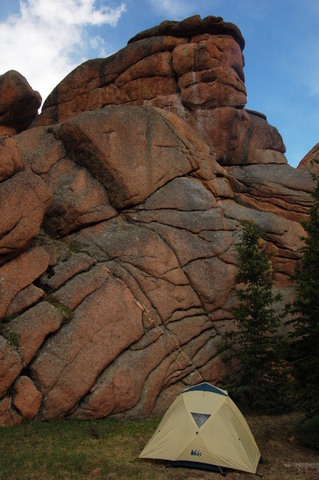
[288,168,319,418]
[223,221,290,413]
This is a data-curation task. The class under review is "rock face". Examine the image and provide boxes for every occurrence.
[0,15,315,424]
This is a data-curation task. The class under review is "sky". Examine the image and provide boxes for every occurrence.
[1,0,319,168]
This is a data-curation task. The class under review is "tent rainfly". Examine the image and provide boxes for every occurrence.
[139,382,261,474]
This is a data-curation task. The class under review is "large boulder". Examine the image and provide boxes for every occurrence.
[0,70,41,136]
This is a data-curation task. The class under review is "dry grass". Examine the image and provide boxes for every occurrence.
[0,413,318,480]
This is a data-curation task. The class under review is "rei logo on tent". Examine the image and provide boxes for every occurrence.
[139,382,261,474]
[191,449,202,457]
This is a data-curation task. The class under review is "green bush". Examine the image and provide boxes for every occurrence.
[295,415,319,450]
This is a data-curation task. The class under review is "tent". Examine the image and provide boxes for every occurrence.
[139,382,261,474]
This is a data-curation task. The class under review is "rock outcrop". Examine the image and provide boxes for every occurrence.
[0,15,315,424]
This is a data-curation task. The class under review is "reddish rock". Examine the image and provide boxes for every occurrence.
[174,35,246,109]
[134,176,216,211]
[15,125,117,237]
[298,142,319,173]
[115,51,174,87]
[0,137,24,181]
[38,253,96,291]
[0,336,22,398]
[70,327,189,418]
[15,124,66,175]
[59,106,195,209]
[184,257,237,312]
[0,171,52,255]
[226,164,313,222]
[127,206,236,267]
[6,284,45,317]
[128,15,245,50]
[68,216,205,322]
[0,396,22,426]
[220,200,306,286]
[0,247,50,319]
[10,301,64,366]
[193,107,286,166]
[35,16,245,128]
[54,264,113,310]
[33,15,284,174]
[41,158,117,237]
[0,16,314,421]
[36,36,187,125]
[13,376,42,419]
[198,353,230,385]
[31,275,144,418]
[0,70,41,135]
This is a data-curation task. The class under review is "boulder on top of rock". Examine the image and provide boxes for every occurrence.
[0,70,41,136]
[34,15,246,128]
[33,15,286,171]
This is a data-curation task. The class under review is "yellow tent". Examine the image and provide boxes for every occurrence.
[139,383,261,474]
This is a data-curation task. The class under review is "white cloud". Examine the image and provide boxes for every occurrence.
[0,0,126,104]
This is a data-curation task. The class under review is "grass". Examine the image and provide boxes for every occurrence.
[0,413,318,480]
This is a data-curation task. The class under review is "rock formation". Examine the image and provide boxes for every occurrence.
[298,143,319,174]
[0,15,315,424]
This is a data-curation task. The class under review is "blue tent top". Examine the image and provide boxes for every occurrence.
[184,383,228,396]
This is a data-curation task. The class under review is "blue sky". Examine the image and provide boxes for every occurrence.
[1,0,318,168]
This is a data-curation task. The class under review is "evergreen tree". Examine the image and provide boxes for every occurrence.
[223,221,290,413]
[288,168,319,418]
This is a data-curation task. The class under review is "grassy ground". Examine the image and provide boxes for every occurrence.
[0,413,318,480]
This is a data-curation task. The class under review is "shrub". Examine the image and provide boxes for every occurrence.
[295,415,319,450]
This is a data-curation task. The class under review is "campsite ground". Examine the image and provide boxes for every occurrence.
[0,412,318,479]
